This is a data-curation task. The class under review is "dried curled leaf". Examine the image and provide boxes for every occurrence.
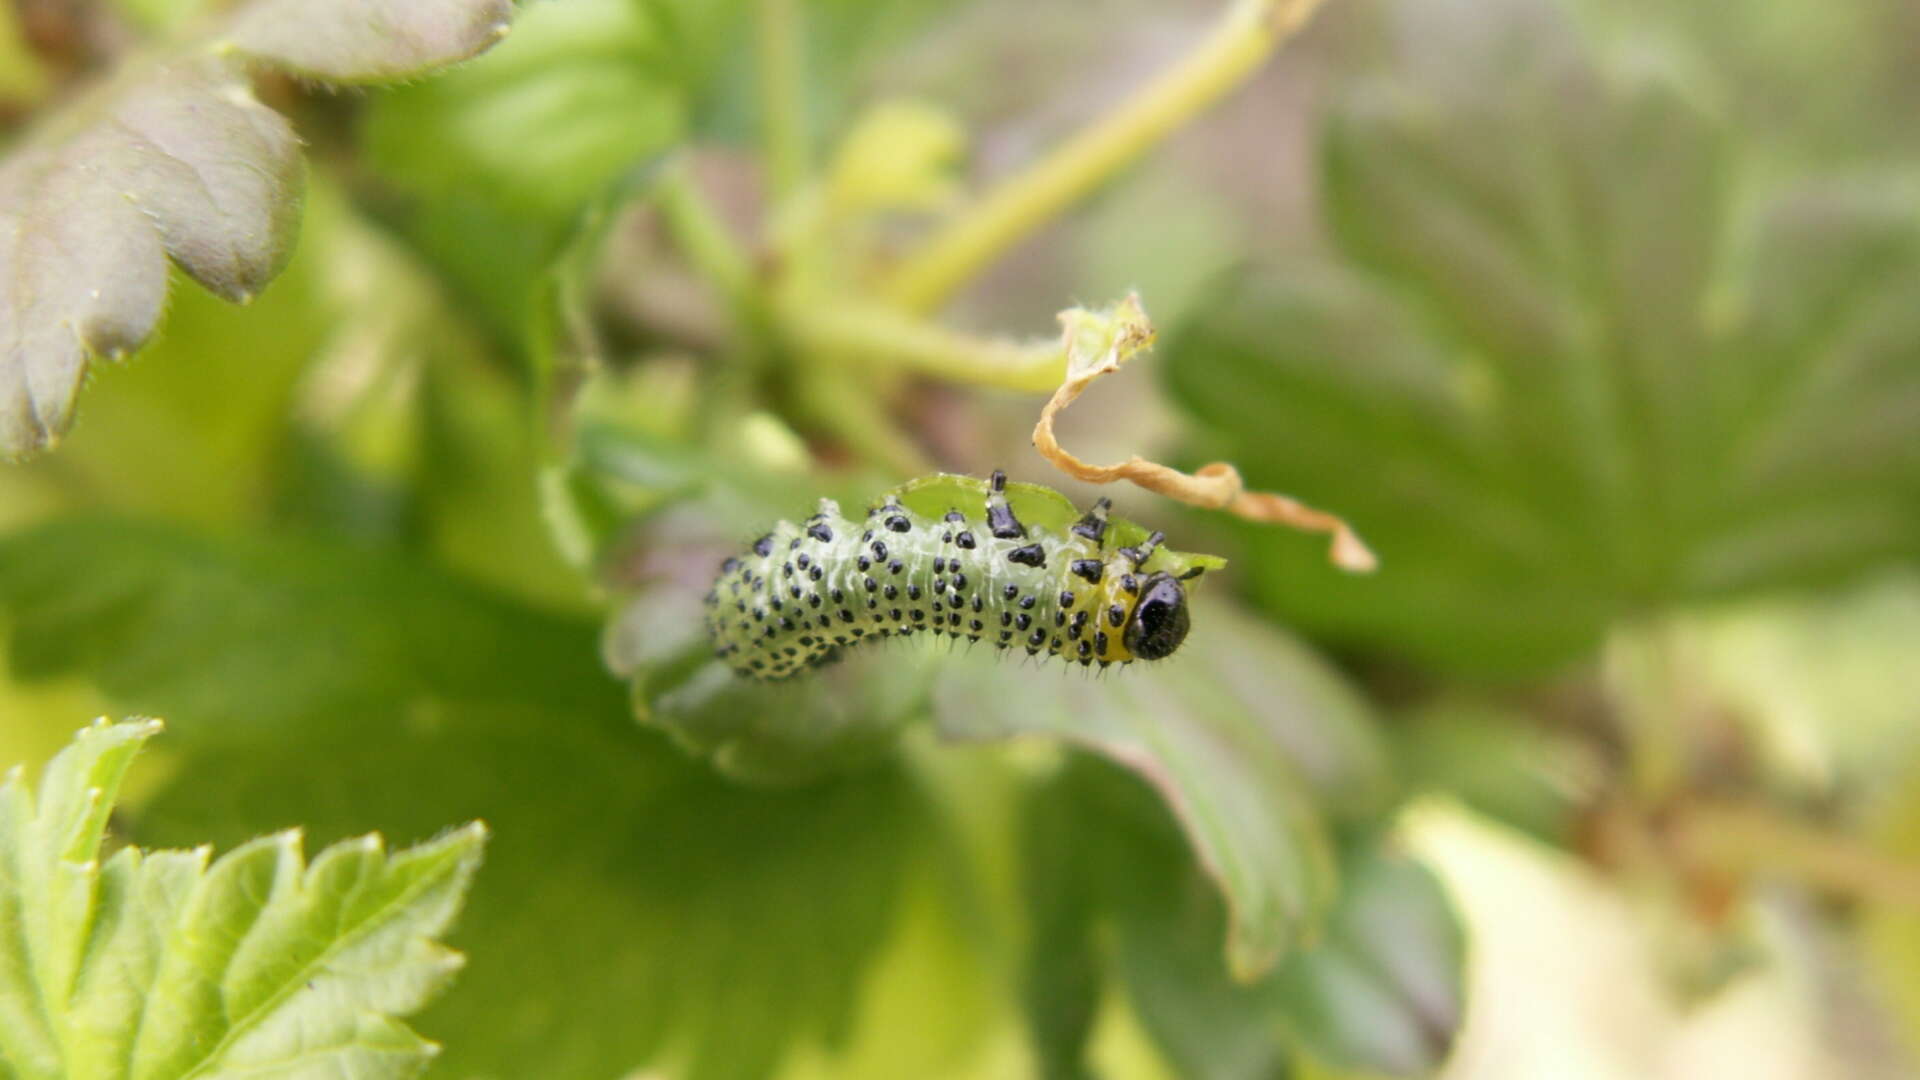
[0,0,515,461]
[1033,295,1378,572]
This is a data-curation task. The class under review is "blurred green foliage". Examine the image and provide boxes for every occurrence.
[1,0,1916,1076]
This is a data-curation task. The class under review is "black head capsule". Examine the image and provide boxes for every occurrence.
[1122,571,1191,661]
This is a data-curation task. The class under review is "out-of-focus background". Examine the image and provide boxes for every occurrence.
[2,0,1917,1077]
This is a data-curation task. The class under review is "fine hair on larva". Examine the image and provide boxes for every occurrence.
[704,471,1213,681]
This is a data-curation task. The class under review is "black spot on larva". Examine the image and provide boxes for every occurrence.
[932,601,943,614]
[1107,604,1125,628]
[1070,560,1103,584]
[808,522,834,543]
[831,588,844,603]
[987,501,1025,540]
[933,577,946,592]
[884,584,898,600]
[788,585,802,599]
[808,594,822,608]
[1007,543,1046,568]
[790,537,802,550]
[952,573,968,591]
[1059,590,1075,608]
[956,531,976,549]
[735,601,746,613]
[782,562,793,578]
[1015,613,1031,632]
[1053,611,1066,628]
[970,619,984,632]
[752,608,766,622]
[1019,594,1036,610]
[891,608,903,620]
[1028,628,1047,647]
[810,565,823,581]
[864,576,878,591]
[857,555,871,572]
[949,613,962,627]
[796,552,810,568]
[1121,575,1139,594]
[752,535,774,557]
[1071,499,1111,543]
[944,509,965,523]
[1078,641,1092,659]
[1000,612,1013,627]
[911,609,925,621]
[971,595,984,613]
[722,557,740,573]
[886,515,910,533]
[933,557,946,573]
[784,647,798,658]
[889,560,904,575]
[779,617,795,631]
[1003,584,1019,601]
[1095,631,1110,653]
[867,598,878,610]
[871,540,888,561]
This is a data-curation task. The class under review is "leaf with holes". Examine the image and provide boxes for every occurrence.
[0,718,487,1079]
[0,0,512,460]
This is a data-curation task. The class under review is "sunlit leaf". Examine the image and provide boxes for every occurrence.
[0,517,940,1079]
[0,0,515,460]
[0,718,486,1080]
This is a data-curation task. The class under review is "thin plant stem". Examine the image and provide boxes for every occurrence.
[882,0,1329,313]
[785,299,1064,392]
[656,164,755,311]
[757,0,811,199]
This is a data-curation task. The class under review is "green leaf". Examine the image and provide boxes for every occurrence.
[0,517,938,1079]
[0,718,486,1080]
[137,717,933,1080]
[0,0,515,461]
[1270,848,1464,1076]
[365,0,682,222]
[220,0,511,83]
[602,472,1384,973]
[0,517,615,739]
[1020,758,1464,1079]
[1163,0,1920,676]
[939,601,1389,980]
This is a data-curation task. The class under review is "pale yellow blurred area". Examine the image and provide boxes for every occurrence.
[1409,803,1865,1080]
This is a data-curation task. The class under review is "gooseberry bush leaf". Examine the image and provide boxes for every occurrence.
[596,454,1394,978]
[0,0,513,460]
[1165,0,1920,676]
[0,719,487,1079]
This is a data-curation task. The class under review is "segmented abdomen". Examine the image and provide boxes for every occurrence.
[704,472,1177,681]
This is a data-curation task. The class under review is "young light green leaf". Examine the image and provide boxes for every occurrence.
[0,0,515,461]
[0,718,487,1080]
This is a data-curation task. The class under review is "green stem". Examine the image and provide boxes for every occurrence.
[785,299,1064,393]
[794,366,930,475]
[656,164,756,311]
[882,0,1328,313]
[756,0,811,199]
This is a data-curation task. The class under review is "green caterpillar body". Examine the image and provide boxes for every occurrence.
[704,472,1225,681]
